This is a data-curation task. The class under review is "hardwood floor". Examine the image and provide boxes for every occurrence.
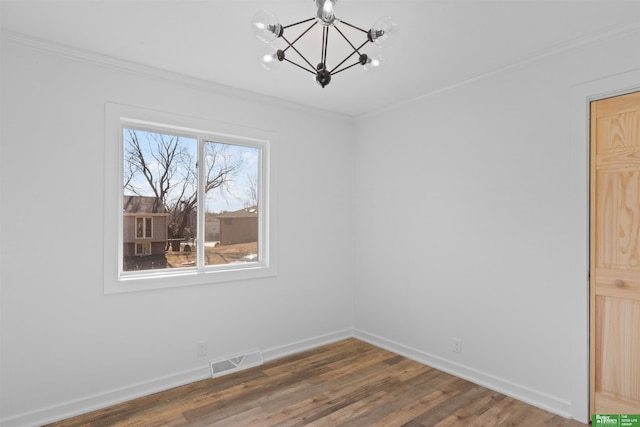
[45,339,588,426]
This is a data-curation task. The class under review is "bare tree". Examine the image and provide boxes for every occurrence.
[242,173,259,208]
[124,129,243,246]
[204,142,243,195]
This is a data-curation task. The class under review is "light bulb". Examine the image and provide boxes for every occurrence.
[252,10,282,43]
[369,16,399,48]
[315,0,338,25]
[259,49,284,71]
[362,52,384,73]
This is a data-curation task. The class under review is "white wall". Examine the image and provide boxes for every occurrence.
[353,29,640,423]
[0,37,355,426]
[2,23,640,427]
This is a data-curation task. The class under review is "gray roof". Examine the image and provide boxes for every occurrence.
[123,196,166,214]
[215,206,258,219]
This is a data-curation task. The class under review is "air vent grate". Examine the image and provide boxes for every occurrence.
[210,350,263,378]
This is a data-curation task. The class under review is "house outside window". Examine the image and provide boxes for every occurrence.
[104,103,278,293]
[123,196,168,265]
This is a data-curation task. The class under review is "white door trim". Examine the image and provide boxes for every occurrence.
[569,68,640,423]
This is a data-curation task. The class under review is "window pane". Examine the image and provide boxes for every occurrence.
[136,217,143,238]
[123,128,197,272]
[203,141,260,266]
[145,217,152,238]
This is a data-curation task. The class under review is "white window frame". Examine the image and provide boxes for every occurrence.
[104,103,278,294]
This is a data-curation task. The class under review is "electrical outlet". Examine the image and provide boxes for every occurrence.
[197,341,208,357]
[452,338,462,354]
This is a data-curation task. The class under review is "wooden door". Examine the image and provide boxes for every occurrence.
[590,91,640,416]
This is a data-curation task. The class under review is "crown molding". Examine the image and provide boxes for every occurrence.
[356,20,640,121]
[3,20,639,122]
[0,29,354,123]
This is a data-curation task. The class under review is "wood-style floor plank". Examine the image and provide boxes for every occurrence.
[44,339,587,427]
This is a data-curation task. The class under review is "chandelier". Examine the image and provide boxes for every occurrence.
[252,0,399,88]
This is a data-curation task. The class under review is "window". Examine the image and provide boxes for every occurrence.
[104,104,277,293]
[136,217,152,239]
[135,242,151,256]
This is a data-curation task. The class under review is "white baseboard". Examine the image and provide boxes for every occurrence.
[262,329,353,362]
[1,366,211,427]
[2,328,575,426]
[353,329,574,420]
[0,329,353,427]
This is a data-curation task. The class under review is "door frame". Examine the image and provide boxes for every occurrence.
[570,69,640,423]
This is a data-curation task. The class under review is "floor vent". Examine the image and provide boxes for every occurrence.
[210,350,263,378]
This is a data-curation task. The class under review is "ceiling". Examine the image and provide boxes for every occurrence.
[2,0,639,117]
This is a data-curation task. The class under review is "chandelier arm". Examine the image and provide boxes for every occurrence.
[334,26,369,54]
[331,60,364,76]
[322,26,329,68]
[283,17,315,29]
[281,34,318,72]
[329,39,369,74]
[283,58,317,75]
[336,19,368,34]
[282,21,317,53]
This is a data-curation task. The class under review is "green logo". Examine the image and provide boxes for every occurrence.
[594,415,619,426]
[593,415,640,427]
